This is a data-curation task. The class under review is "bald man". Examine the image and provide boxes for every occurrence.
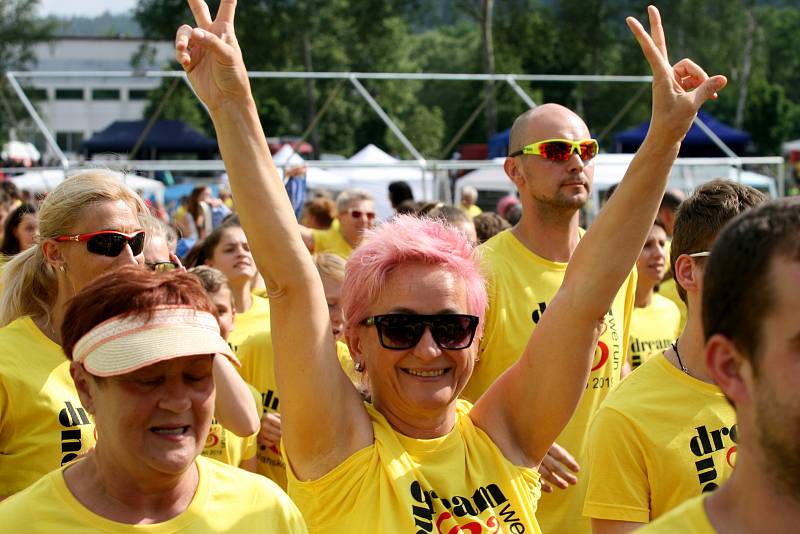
[463,104,637,534]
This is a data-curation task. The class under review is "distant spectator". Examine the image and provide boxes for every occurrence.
[388,181,414,211]
[284,165,308,221]
[0,203,38,257]
[427,203,478,244]
[395,199,417,215]
[658,189,685,237]
[301,194,337,230]
[459,185,482,219]
[473,211,510,244]
[178,186,214,240]
[299,189,375,259]
[496,194,521,221]
[504,202,522,225]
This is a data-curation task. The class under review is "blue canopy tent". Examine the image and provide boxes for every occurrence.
[488,129,511,159]
[82,120,218,159]
[614,110,751,156]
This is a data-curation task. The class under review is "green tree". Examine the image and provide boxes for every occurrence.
[0,0,56,143]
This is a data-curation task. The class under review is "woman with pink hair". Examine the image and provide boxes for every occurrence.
[175,2,725,530]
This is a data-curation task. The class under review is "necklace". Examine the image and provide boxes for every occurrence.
[671,342,690,375]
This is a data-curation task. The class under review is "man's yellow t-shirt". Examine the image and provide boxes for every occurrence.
[228,294,270,354]
[637,494,716,533]
[628,293,681,368]
[311,225,353,260]
[583,355,736,523]
[237,332,287,489]
[0,316,96,496]
[285,400,542,533]
[460,204,483,219]
[0,455,307,532]
[202,385,260,468]
[465,229,636,534]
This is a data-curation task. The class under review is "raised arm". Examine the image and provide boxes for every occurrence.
[471,6,727,466]
[176,0,371,479]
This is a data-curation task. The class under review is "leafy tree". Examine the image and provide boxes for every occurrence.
[0,0,56,143]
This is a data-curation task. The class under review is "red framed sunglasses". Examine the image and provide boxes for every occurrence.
[347,208,376,221]
[54,230,146,257]
[509,138,599,162]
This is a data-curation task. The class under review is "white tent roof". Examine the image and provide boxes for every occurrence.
[1,141,41,162]
[328,144,429,219]
[10,170,166,205]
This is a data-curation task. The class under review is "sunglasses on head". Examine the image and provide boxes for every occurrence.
[54,230,146,257]
[146,260,179,272]
[509,138,599,162]
[347,209,376,221]
[362,313,479,350]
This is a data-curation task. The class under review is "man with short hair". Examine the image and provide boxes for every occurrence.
[463,103,638,534]
[583,180,766,533]
[639,198,800,533]
[299,189,375,259]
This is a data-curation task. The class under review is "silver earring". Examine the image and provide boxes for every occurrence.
[354,361,365,373]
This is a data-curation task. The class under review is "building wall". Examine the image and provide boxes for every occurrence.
[19,37,175,159]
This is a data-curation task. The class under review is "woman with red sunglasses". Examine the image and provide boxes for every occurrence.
[177,2,726,531]
[0,170,257,501]
[0,170,148,500]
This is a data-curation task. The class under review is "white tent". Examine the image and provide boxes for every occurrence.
[1,141,41,163]
[329,144,430,219]
[272,145,350,191]
[10,170,166,205]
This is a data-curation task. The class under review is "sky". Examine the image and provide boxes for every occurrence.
[38,0,137,18]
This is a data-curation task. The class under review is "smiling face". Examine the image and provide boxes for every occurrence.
[636,224,668,287]
[350,263,476,428]
[51,199,144,295]
[506,104,594,213]
[205,226,256,286]
[80,354,215,478]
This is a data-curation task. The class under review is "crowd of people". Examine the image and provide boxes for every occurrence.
[0,2,797,533]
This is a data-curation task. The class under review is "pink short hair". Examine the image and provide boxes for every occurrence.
[342,215,487,340]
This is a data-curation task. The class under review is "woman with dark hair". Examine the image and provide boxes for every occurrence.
[0,266,305,531]
[178,186,213,240]
[0,203,38,257]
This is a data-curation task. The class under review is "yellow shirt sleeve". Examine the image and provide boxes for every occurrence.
[637,494,716,533]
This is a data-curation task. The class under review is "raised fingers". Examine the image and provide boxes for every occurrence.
[646,5,669,63]
[188,0,213,27]
[216,0,237,24]
[625,14,670,77]
[674,58,709,91]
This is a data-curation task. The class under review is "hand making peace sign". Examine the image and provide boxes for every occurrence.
[627,6,727,143]
[175,0,251,112]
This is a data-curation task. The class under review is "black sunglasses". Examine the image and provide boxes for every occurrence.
[54,230,146,257]
[362,313,479,350]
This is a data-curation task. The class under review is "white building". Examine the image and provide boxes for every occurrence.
[17,37,175,159]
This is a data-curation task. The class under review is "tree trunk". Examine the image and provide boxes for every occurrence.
[302,32,320,159]
[481,0,497,137]
[735,8,756,130]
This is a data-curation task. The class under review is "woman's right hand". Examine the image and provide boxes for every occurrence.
[175,0,252,112]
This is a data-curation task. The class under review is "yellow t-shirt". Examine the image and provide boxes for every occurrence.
[237,331,286,489]
[466,228,636,534]
[311,225,353,260]
[637,494,716,533]
[286,400,542,533]
[460,204,483,219]
[228,294,270,355]
[628,293,681,368]
[0,316,96,496]
[0,455,307,532]
[202,385,260,468]
[583,354,736,523]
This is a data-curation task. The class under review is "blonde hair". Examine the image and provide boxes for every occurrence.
[0,170,149,328]
[312,252,345,283]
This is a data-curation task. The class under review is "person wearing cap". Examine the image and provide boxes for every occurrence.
[0,265,306,532]
[174,2,725,531]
